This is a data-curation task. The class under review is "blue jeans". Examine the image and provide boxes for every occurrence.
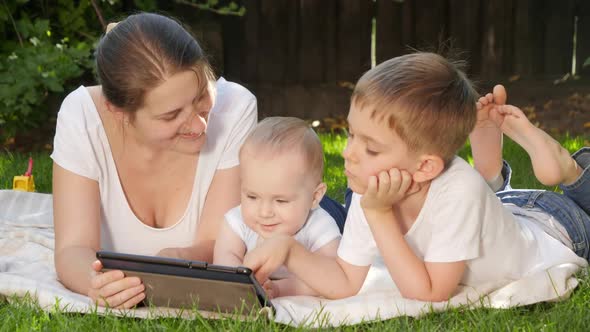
[319,195,346,234]
[496,147,590,260]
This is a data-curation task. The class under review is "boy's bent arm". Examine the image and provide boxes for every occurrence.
[244,236,369,299]
[286,241,369,299]
[365,209,465,302]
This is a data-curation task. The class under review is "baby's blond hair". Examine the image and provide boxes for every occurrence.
[240,117,324,183]
[352,52,478,164]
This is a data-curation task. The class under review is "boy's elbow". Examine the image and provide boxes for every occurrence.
[323,288,358,300]
[399,289,452,302]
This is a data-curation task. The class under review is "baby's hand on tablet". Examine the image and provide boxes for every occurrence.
[262,280,279,299]
[244,235,293,285]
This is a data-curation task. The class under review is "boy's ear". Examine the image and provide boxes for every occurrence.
[311,182,328,209]
[413,154,445,183]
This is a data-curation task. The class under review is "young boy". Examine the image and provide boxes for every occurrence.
[213,117,341,298]
[243,52,590,302]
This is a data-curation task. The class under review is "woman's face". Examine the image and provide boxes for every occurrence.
[128,70,214,155]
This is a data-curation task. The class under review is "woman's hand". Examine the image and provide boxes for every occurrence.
[87,260,145,309]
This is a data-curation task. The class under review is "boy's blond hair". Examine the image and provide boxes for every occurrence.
[352,52,478,164]
[240,117,324,183]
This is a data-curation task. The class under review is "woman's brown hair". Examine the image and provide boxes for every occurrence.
[95,13,214,115]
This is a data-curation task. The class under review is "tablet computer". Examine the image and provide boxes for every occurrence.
[96,251,273,315]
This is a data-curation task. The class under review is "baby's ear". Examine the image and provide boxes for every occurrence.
[413,154,445,183]
[311,182,328,208]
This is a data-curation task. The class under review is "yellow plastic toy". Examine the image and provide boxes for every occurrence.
[13,157,35,192]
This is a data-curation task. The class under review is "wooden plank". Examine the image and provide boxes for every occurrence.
[576,0,590,75]
[543,0,575,76]
[529,0,547,76]
[324,0,339,82]
[256,0,290,83]
[479,0,515,79]
[284,0,300,83]
[242,0,259,83]
[413,0,448,51]
[299,0,332,83]
[448,0,482,76]
[220,14,244,80]
[375,0,406,64]
[336,0,372,82]
[512,0,534,77]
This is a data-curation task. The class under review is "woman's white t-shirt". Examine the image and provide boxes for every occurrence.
[51,78,257,255]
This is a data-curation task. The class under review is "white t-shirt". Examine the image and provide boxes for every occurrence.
[51,78,257,255]
[225,205,341,279]
[338,157,586,289]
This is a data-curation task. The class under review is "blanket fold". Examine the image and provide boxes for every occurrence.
[0,190,586,327]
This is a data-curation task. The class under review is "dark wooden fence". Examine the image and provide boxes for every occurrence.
[175,0,590,119]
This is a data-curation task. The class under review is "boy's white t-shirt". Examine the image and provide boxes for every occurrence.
[225,205,341,279]
[51,78,257,255]
[338,157,586,288]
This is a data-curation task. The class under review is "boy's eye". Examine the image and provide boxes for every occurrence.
[276,199,288,204]
[246,195,257,200]
[366,149,379,156]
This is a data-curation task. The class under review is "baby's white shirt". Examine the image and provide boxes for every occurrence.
[225,205,341,279]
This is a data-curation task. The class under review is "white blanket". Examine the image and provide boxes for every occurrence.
[0,190,587,327]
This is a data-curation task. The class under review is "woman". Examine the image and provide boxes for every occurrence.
[52,13,257,309]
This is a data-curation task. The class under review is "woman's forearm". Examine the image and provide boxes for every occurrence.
[55,246,97,296]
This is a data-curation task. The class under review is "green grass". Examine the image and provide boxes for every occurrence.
[1,134,590,330]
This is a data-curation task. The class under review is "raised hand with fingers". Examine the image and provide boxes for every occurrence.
[87,260,145,309]
[361,168,413,213]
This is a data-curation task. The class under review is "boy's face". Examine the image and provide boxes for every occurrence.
[343,103,418,194]
[239,148,320,239]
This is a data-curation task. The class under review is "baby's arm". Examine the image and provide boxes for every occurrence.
[213,220,246,266]
[244,236,369,299]
[267,238,340,298]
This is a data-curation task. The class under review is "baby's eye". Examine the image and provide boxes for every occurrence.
[246,195,257,200]
[276,199,289,204]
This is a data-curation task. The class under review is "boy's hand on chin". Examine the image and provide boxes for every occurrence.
[361,168,413,212]
[243,235,293,284]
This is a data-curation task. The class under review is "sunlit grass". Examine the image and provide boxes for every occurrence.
[1,133,589,330]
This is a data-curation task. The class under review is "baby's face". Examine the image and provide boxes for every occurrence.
[240,150,319,239]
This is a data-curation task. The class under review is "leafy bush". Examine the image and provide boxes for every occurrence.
[0,0,245,145]
[0,18,92,141]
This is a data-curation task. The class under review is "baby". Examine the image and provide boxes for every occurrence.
[213,116,341,298]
